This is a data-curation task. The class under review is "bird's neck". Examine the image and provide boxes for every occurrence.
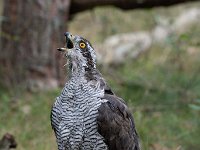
[68,64,96,81]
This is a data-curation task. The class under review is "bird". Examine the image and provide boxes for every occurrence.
[0,133,17,150]
[51,32,140,150]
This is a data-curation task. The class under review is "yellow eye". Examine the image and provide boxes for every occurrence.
[79,42,86,49]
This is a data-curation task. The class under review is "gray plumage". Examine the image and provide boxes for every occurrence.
[51,32,140,150]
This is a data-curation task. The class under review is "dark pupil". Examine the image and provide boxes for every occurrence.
[81,43,85,47]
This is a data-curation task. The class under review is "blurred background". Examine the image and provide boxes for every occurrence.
[0,0,200,149]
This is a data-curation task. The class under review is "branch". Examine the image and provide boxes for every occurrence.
[70,0,199,15]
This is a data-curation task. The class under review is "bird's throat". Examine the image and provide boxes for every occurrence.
[67,60,92,79]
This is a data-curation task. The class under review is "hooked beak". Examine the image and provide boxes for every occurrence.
[57,32,74,52]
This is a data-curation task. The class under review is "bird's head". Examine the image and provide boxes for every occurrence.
[57,32,96,74]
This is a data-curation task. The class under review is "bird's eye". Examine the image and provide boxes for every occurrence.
[79,42,86,49]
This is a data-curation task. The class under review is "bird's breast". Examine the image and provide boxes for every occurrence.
[53,80,108,149]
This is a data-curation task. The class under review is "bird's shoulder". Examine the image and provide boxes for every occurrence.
[97,93,140,150]
[85,69,114,95]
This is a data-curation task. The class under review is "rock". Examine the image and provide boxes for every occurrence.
[173,8,200,33]
[96,32,152,64]
[0,133,17,150]
[21,105,31,115]
[95,7,200,65]
[152,25,172,43]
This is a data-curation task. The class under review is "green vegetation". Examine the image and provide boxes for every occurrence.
[0,90,58,149]
[1,3,200,150]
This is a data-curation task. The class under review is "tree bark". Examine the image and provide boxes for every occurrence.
[0,0,70,91]
[70,0,199,15]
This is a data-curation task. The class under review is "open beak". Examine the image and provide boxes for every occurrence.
[57,32,74,52]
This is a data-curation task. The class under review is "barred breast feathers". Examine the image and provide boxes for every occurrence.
[51,75,108,150]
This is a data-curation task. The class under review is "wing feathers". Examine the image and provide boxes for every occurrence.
[97,94,140,150]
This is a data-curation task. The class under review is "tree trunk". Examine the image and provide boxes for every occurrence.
[70,0,199,15]
[0,0,70,91]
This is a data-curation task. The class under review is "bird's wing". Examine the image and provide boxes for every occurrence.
[97,94,140,150]
[93,69,114,95]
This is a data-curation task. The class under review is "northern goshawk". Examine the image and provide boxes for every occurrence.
[51,32,140,150]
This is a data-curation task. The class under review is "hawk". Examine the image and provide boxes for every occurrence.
[51,32,140,150]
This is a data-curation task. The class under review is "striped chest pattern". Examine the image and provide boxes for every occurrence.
[51,77,108,150]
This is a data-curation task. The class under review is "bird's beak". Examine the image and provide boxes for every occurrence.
[57,32,74,52]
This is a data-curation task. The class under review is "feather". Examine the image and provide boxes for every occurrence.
[97,94,140,150]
